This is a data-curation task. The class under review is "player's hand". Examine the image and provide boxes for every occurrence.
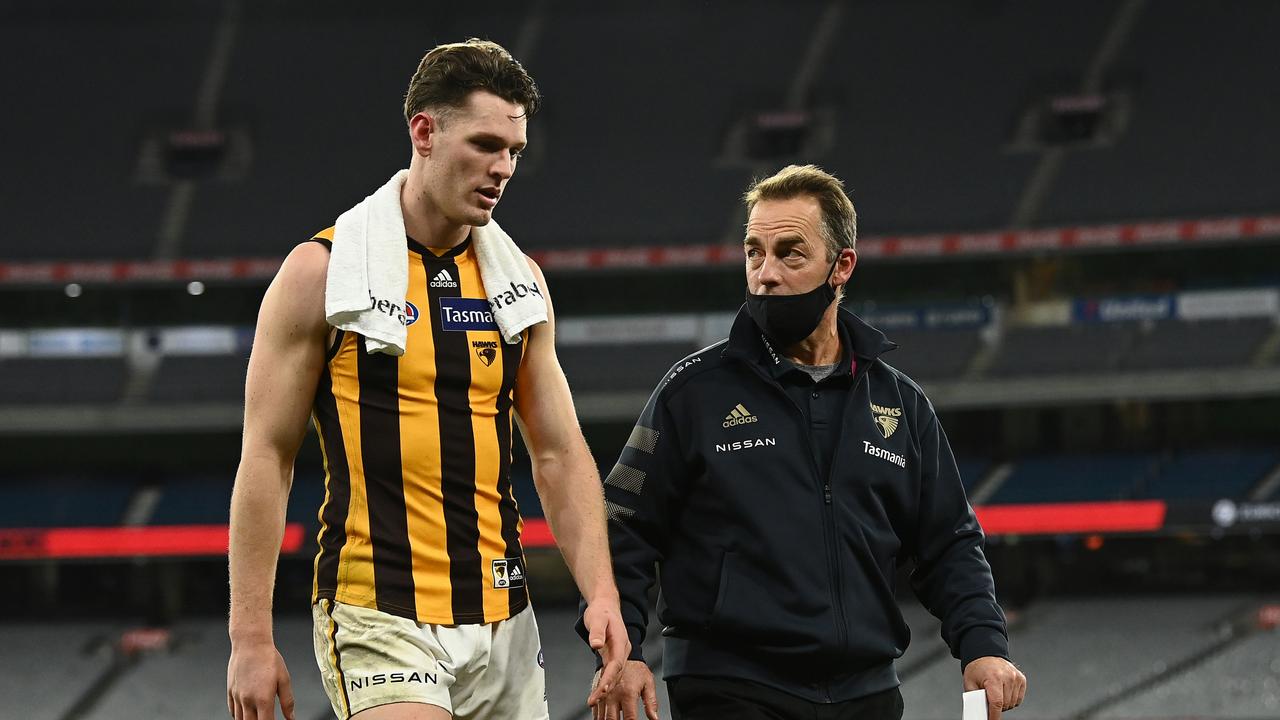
[227,640,295,720]
[582,599,631,706]
[963,656,1026,720]
[590,660,659,720]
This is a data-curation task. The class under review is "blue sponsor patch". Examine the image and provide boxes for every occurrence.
[440,297,498,331]
[404,301,419,326]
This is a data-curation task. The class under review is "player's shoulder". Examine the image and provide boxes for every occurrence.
[276,228,334,288]
[290,226,337,262]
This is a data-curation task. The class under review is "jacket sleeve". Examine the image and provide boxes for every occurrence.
[576,382,690,664]
[908,406,1010,668]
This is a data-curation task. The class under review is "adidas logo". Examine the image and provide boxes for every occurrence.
[429,269,458,288]
[722,403,758,428]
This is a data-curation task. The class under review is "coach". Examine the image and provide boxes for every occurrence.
[581,165,1026,720]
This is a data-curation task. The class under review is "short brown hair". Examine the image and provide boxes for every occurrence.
[743,164,857,259]
[403,39,541,125]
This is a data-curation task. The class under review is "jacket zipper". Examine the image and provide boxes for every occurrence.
[740,361,861,679]
[823,364,870,693]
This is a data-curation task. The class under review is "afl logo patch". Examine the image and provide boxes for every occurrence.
[404,301,420,326]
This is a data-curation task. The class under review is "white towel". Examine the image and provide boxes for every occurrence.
[326,170,412,355]
[473,218,548,345]
[325,170,547,356]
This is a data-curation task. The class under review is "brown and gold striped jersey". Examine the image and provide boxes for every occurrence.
[308,226,529,625]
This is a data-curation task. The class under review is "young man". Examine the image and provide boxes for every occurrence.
[227,40,627,720]
[586,165,1026,720]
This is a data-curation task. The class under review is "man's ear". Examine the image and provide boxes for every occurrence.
[836,248,857,285]
[408,111,437,157]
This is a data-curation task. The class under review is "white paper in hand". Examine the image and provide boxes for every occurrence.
[963,689,987,720]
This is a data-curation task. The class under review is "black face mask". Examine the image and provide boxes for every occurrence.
[745,257,839,347]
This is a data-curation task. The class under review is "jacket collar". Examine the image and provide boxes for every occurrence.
[722,304,897,376]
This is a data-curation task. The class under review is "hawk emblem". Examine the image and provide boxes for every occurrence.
[874,414,898,439]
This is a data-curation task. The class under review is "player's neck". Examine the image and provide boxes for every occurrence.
[401,177,470,249]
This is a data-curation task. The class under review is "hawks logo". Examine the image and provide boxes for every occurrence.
[472,340,498,367]
[871,402,902,439]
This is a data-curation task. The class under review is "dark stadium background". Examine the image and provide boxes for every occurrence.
[2,1,1278,719]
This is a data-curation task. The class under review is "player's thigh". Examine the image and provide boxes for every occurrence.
[351,702,452,720]
[313,599,456,719]
[451,606,548,720]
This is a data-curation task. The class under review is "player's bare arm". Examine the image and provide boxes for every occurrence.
[227,242,330,720]
[513,257,630,703]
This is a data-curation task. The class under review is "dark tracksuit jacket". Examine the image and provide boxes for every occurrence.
[583,307,1009,703]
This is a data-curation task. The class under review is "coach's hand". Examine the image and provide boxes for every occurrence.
[227,640,295,720]
[963,656,1026,720]
[590,660,659,720]
[583,599,631,707]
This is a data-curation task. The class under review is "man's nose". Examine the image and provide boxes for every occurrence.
[755,255,783,287]
[492,151,515,180]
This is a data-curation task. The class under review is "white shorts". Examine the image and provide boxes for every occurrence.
[312,599,548,719]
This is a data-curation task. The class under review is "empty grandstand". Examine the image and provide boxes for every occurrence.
[2,1,1278,719]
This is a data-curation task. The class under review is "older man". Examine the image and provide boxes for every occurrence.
[585,165,1025,720]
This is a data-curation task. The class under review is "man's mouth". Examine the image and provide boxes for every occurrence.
[476,187,501,208]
